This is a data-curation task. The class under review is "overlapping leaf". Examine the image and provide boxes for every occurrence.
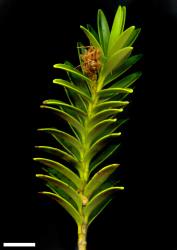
[34,157,81,188]
[80,25,103,55]
[99,46,133,83]
[83,187,124,224]
[108,5,126,55]
[84,164,120,198]
[37,128,82,159]
[36,174,82,210]
[38,191,82,225]
[104,54,143,86]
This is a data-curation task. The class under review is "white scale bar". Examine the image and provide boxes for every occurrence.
[3,243,35,247]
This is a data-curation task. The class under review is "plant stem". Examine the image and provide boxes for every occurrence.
[77,81,99,250]
[78,222,88,250]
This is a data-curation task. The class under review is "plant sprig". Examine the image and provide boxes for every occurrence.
[34,5,142,250]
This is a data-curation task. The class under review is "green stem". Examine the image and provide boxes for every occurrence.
[78,222,88,250]
[77,80,101,250]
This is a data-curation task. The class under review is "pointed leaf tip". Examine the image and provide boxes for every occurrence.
[80,25,103,54]
[97,8,110,54]
[108,5,126,53]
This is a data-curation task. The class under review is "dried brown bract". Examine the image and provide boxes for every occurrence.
[80,46,101,81]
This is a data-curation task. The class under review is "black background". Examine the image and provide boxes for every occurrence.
[1,0,177,249]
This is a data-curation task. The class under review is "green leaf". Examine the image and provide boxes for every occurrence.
[36,174,82,210]
[104,54,143,86]
[99,87,133,100]
[97,9,110,55]
[87,197,112,226]
[84,164,120,198]
[53,63,91,83]
[89,108,123,127]
[86,133,121,163]
[35,146,78,166]
[43,98,84,141]
[80,25,103,54]
[43,167,78,191]
[84,187,124,222]
[37,128,82,159]
[64,61,91,97]
[86,24,99,42]
[39,172,77,193]
[40,105,84,136]
[108,5,126,55]
[110,71,142,89]
[121,6,126,33]
[128,28,141,46]
[64,86,88,115]
[89,143,121,174]
[45,183,78,210]
[38,191,82,225]
[88,119,117,144]
[108,26,135,56]
[89,118,128,146]
[52,81,88,117]
[95,100,129,112]
[33,157,81,189]
[53,79,91,102]
[43,99,87,118]
[100,47,133,81]
[90,175,121,197]
[86,178,121,226]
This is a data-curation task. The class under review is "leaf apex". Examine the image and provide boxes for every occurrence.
[112,163,120,167]
[53,64,62,68]
[36,174,42,178]
[38,191,47,195]
[40,105,46,109]
[53,79,57,83]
